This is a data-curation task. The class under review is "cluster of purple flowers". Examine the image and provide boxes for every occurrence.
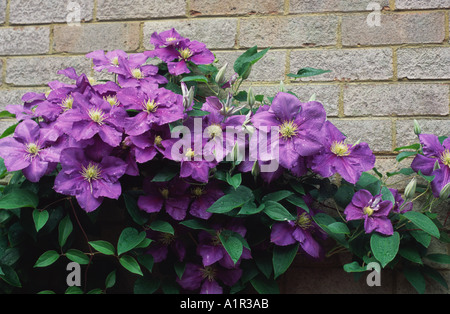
[0,28,385,293]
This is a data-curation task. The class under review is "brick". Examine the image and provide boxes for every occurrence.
[397,48,450,80]
[290,48,393,81]
[97,0,186,20]
[0,60,3,87]
[0,88,48,111]
[396,0,450,9]
[239,16,337,48]
[213,50,286,83]
[371,156,415,190]
[329,119,393,152]
[189,0,283,16]
[9,0,94,24]
[6,56,92,86]
[396,119,450,148]
[290,0,389,13]
[53,23,140,54]
[0,0,6,24]
[144,19,237,50]
[0,27,50,56]
[344,83,449,116]
[342,12,445,46]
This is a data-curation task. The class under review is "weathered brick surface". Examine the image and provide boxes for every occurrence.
[6,56,92,86]
[0,88,48,111]
[396,119,450,148]
[97,0,186,20]
[239,16,338,48]
[0,0,6,24]
[190,0,284,16]
[342,12,445,46]
[397,47,450,80]
[289,0,389,13]
[0,27,50,56]
[144,19,237,50]
[396,0,450,9]
[53,23,140,53]
[9,0,94,24]
[290,49,393,81]
[343,83,449,116]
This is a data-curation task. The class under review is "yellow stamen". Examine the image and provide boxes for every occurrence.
[132,68,144,79]
[296,212,312,230]
[110,56,119,66]
[25,143,41,158]
[201,266,217,282]
[179,48,193,60]
[144,99,158,113]
[154,135,163,147]
[363,206,374,216]
[441,149,450,167]
[192,187,204,197]
[206,124,223,139]
[160,188,169,200]
[279,120,299,140]
[88,108,106,125]
[185,148,195,159]
[61,95,74,111]
[330,141,351,157]
[159,233,175,245]
[166,37,177,42]
[80,163,102,183]
[104,95,120,107]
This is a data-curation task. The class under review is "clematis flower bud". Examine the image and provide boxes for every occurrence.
[181,82,195,111]
[215,63,228,86]
[404,177,417,201]
[439,182,450,200]
[413,119,421,135]
[247,87,255,109]
[241,64,252,80]
[279,81,286,93]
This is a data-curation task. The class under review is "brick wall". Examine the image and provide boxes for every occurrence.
[0,0,449,294]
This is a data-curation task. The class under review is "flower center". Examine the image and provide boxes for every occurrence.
[296,212,312,230]
[110,56,119,66]
[363,206,374,216]
[191,187,204,197]
[279,120,299,140]
[25,143,41,158]
[61,95,74,111]
[104,95,119,107]
[441,149,450,167]
[179,48,193,60]
[330,141,351,157]
[81,163,102,183]
[160,188,169,200]
[185,148,195,159]
[166,37,177,42]
[88,77,98,85]
[206,124,223,139]
[154,135,163,147]
[159,233,174,245]
[88,108,106,125]
[132,68,144,79]
[144,99,158,113]
[200,266,217,282]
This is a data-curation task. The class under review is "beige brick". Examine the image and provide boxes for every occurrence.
[9,0,94,24]
[329,119,393,152]
[343,83,449,117]
[6,56,92,86]
[290,0,389,13]
[290,48,393,82]
[0,27,50,56]
[397,47,450,80]
[144,19,237,50]
[396,119,450,148]
[53,23,140,54]
[0,88,48,111]
[239,16,338,48]
[342,12,445,46]
[0,0,6,24]
[396,0,450,9]
[190,0,283,15]
[97,0,186,20]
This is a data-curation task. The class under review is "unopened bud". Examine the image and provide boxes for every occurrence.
[242,64,252,80]
[279,81,286,93]
[247,87,255,109]
[439,182,450,200]
[215,63,228,86]
[251,161,260,178]
[413,119,421,135]
[404,177,417,201]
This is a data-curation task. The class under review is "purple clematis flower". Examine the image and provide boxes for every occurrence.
[411,134,450,198]
[117,85,184,136]
[344,189,394,235]
[145,227,186,263]
[0,120,61,182]
[137,178,191,221]
[53,147,127,212]
[150,28,185,48]
[270,206,325,259]
[311,120,375,184]
[85,49,129,73]
[389,188,413,214]
[251,92,327,173]
[176,262,242,294]
[188,181,224,220]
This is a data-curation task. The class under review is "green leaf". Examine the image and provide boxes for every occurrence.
[174,262,185,280]
[88,240,116,256]
[226,173,242,190]
[403,266,426,294]
[123,193,148,226]
[355,172,381,196]
[327,222,350,235]
[186,109,210,117]
[381,186,395,204]
[32,209,49,232]
[34,250,60,268]
[219,230,244,265]
[273,243,299,279]
[334,184,355,208]
[287,67,331,79]
[285,194,309,212]
[58,215,73,248]
[105,270,116,289]
[425,253,450,264]
[137,254,154,273]
[151,167,179,182]
[0,110,15,119]
[180,75,208,83]
[410,230,431,248]
[370,232,400,268]
[207,185,254,214]
[250,274,279,294]
[0,264,21,287]
[179,219,214,232]
[0,122,18,139]
[263,201,296,221]
[422,266,448,290]
[289,181,305,195]
[0,188,39,209]
[134,276,160,294]
[234,46,271,76]
[399,247,423,265]
[119,255,143,276]
[65,286,84,294]
[149,220,175,235]
[396,151,417,162]
[343,261,367,273]
[66,249,90,265]
[261,190,293,203]
[394,143,421,151]
[238,201,265,215]
[386,168,415,177]
[402,211,440,239]
[117,227,147,256]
